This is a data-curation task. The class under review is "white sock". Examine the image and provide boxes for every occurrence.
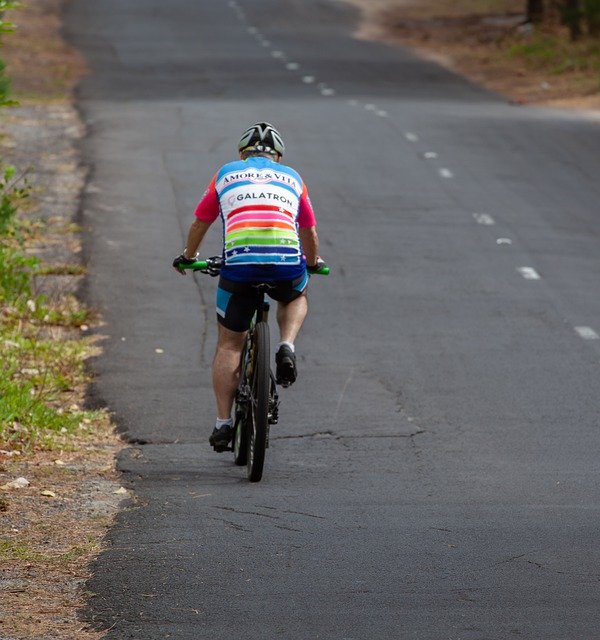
[277,341,295,353]
[215,417,233,429]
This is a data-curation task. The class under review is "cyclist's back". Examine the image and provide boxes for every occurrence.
[195,154,315,283]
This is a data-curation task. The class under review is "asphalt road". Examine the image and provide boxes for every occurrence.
[65,1,600,638]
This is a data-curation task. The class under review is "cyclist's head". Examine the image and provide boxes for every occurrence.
[238,122,285,161]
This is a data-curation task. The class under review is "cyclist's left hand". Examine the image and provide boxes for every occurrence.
[172,253,196,275]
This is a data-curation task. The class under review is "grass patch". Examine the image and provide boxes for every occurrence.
[0,332,102,450]
[507,30,600,77]
[0,538,99,563]
[37,263,87,276]
[0,169,98,452]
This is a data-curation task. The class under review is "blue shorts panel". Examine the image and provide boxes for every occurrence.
[216,274,308,332]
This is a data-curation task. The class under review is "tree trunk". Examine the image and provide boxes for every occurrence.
[562,0,583,39]
[527,0,545,22]
[584,0,600,35]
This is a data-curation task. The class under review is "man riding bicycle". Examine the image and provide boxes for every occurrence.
[173,122,323,451]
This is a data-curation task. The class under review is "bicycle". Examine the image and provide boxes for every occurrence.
[177,256,329,482]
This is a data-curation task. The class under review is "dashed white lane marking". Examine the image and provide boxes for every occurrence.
[405,132,419,142]
[518,267,541,280]
[473,213,495,225]
[320,87,336,96]
[348,99,359,106]
[424,151,438,159]
[575,326,600,340]
[286,62,300,70]
[496,238,513,245]
[362,103,388,117]
[439,168,454,179]
[260,40,271,47]
[247,27,258,34]
[302,75,315,84]
[271,50,285,59]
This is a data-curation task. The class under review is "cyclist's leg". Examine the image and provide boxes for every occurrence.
[213,324,246,420]
[276,293,308,344]
[212,278,258,435]
[269,273,309,386]
[270,272,309,344]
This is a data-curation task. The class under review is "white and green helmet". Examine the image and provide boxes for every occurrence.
[238,122,285,157]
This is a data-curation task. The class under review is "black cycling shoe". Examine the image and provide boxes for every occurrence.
[209,424,233,452]
[276,345,297,387]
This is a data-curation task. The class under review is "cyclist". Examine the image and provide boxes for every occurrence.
[173,122,323,451]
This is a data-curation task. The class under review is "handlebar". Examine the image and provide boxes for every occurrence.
[176,259,330,276]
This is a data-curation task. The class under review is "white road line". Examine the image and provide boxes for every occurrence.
[364,104,377,111]
[496,238,513,245]
[302,75,315,84]
[286,62,300,70]
[575,326,600,340]
[375,110,388,117]
[260,40,271,47]
[517,267,541,280]
[271,50,285,59]
[424,151,438,159]
[247,27,258,34]
[405,132,419,142]
[347,99,359,106]
[473,213,495,225]
[439,168,454,179]
[320,88,336,96]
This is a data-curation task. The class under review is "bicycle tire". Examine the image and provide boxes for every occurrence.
[233,412,248,466]
[247,321,270,482]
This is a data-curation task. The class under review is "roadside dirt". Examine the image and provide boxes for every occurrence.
[1,2,123,639]
[344,0,600,112]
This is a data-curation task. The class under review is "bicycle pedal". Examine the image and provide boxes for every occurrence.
[212,444,233,453]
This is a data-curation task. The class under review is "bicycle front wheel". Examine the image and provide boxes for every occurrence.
[247,321,270,482]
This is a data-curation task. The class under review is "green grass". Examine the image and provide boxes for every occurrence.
[37,263,87,276]
[0,331,100,450]
[0,165,99,451]
[507,30,600,77]
[0,538,98,563]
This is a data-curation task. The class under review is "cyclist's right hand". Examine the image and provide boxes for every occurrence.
[307,257,328,274]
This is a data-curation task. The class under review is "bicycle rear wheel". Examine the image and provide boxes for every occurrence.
[233,410,248,466]
[247,321,270,482]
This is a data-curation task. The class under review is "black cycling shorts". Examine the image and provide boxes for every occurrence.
[216,273,309,332]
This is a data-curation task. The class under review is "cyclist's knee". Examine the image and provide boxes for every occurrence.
[216,324,247,350]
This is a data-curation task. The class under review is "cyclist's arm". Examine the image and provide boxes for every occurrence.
[298,183,320,267]
[184,175,219,258]
[183,219,212,258]
[299,226,319,267]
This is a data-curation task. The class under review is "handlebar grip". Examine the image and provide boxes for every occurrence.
[307,265,330,276]
[175,260,208,270]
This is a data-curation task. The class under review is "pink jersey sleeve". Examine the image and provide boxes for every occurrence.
[194,175,220,223]
[297,183,316,228]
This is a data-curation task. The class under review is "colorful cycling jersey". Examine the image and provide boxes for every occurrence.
[194,156,316,282]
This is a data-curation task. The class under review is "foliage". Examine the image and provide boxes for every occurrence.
[0,59,94,450]
[528,0,600,39]
[0,186,95,449]
[0,0,19,107]
[507,28,600,75]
